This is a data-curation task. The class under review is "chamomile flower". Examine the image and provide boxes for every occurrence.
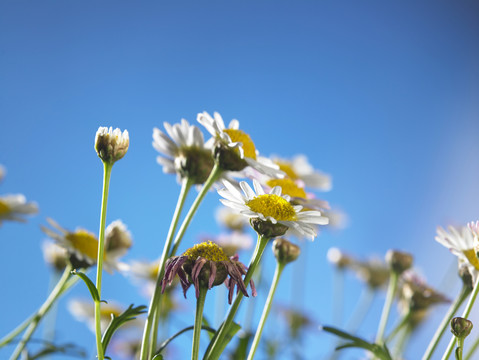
[153,119,214,184]
[42,241,69,272]
[162,241,254,304]
[197,111,283,177]
[218,179,328,240]
[41,218,131,272]
[95,127,129,164]
[0,194,38,226]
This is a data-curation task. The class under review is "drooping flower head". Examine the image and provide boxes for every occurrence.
[197,111,283,177]
[218,179,328,240]
[153,119,214,184]
[0,194,38,226]
[162,241,255,304]
[95,127,129,164]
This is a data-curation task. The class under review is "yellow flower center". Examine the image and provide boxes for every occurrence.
[223,129,257,160]
[65,231,100,260]
[183,241,229,262]
[0,200,10,216]
[463,249,479,271]
[275,161,298,180]
[100,304,122,318]
[247,194,297,221]
[266,178,307,199]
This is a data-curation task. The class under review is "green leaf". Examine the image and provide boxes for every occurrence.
[27,342,86,359]
[231,331,253,360]
[154,325,216,356]
[71,270,100,302]
[202,316,214,340]
[101,304,147,355]
[208,322,242,360]
[152,355,164,360]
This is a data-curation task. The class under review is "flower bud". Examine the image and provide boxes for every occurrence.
[250,218,288,238]
[214,142,248,172]
[95,127,129,164]
[174,147,215,184]
[458,262,475,291]
[385,249,413,274]
[273,238,300,265]
[451,317,473,339]
[327,248,353,269]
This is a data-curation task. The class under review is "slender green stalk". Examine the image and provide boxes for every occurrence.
[346,287,375,333]
[246,262,285,360]
[10,264,73,360]
[94,161,113,360]
[139,177,193,360]
[333,268,345,327]
[376,271,399,345]
[464,335,479,360]
[1,315,35,348]
[243,261,263,332]
[456,337,465,360]
[204,235,270,360]
[385,311,411,343]
[192,287,208,360]
[422,285,470,360]
[392,324,412,359]
[443,277,479,360]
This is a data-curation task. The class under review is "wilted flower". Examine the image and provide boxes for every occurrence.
[218,179,328,239]
[197,111,282,177]
[161,241,255,304]
[41,218,132,272]
[95,127,129,164]
[42,241,69,271]
[0,194,38,226]
[153,119,214,184]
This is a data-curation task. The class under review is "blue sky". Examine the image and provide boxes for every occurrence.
[1,1,479,359]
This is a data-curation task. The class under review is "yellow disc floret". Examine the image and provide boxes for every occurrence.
[0,200,10,216]
[463,249,479,270]
[275,161,298,180]
[266,178,307,199]
[100,304,122,318]
[223,129,257,160]
[183,241,229,262]
[247,194,297,221]
[65,230,100,260]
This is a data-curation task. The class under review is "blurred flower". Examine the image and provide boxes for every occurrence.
[197,111,283,177]
[162,241,255,304]
[0,165,5,182]
[327,247,355,269]
[41,218,131,272]
[95,127,129,164]
[277,304,316,340]
[152,119,214,184]
[215,206,250,232]
[352,257,390,289]
[42,241,69,271]
[0,194,38,226]
[218,179,328,239]
[272,155,331,191]
[386,249,413,275]
[210,231,254,257]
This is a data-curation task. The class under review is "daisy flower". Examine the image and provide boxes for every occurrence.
[153,119,214,184]
[197,111,283,177]
[0,194,38,226]
[161,241,255,304]
[218,179,328,240]
[41,218,132,272]
[95,127,129,164]
[42,241,69,272]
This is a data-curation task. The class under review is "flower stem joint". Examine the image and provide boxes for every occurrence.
[250,218,288,238]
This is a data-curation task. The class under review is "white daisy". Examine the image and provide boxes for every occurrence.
[0,194,38,226]
[152,119,214,183]
[95,127,129,164]
[42,241,69,271]
[210,231,254,257]
[197,111,283,178]
[273,154,332,191]
[68,299,130,333]
[217,179,328,240]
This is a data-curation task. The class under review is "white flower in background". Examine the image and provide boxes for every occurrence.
[68,299,129,333]
[218,179,328,240]
[273,155,331,191]
[95,127,129,164]
[153,119,214,184]
[210,232,254,257]
[215,206,250,232]
[0,194,38,226]
[197,111,283,177]
[42,241,69,271]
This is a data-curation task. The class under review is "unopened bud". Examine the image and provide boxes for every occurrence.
[451,317,473,339]
[327,248,353,269]
[95,127,129,164]
[250,218,288,238]
[385,250,413,274]
[273,238,300,265]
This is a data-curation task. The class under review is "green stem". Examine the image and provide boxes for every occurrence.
[464,335,479,360]
[332,268,345,327]
[9,264,73,360]
[204,235,270,360]
[94,161,113,360]
[346,287,375,333]
[422,285,470,360]
[139,177,193,360]
[192,287,208,360]
[386,311,411,343]
[456,338,464,360]
[246,262,284,360]
[243,261,263,332]
[443,277,479,360]
[376,271,399,345]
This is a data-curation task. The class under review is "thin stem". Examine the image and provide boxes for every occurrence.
[385,311,411,343]
[332,268,345,327]
[464,335,479,360]
[346,287,375,333]
[422,285,470,360]
[376,271,399,345]
[192,287,208,360]
[94,161,113,360]
[246,262,285,360]
[139,177,193,360]
[443,276,479,360]
[10,264,73,360]
[456,338,465,360]
[204,235,270,360]
[243,261,263,332]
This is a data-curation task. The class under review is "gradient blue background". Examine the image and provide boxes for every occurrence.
[1,1,478,359]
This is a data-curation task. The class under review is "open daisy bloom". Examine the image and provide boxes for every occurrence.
[161,241,254,304]
[197,111,283,177]
[41,218,132,272]
[0,194,38,226]
[153,119,214,184]
[218,179,328,240]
